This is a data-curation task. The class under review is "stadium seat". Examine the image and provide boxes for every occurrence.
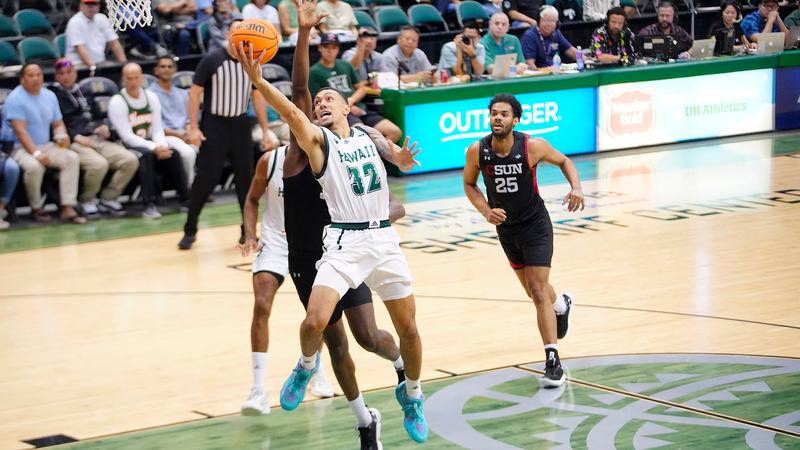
[342,0,366,7]
[364,0,396,8]
[173,70,194,89]
[17,36,59,65]
[53,32,65,57]
[0,40,21,65]
[375,6,410,33]
[141,73,158,88]
[236,0,249,10]
[272,80,292,98]
[196,20,209,54]
[13,9,54,37]
[0,88,12,105]
[91,95,112,119]
[261,63,289,82]
[78,76,119,98]
[456,0,489,27]
[355,10,377,30]
[0,15,21,40]
[408,4,448,32]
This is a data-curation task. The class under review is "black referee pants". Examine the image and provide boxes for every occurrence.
[183,114,254,236]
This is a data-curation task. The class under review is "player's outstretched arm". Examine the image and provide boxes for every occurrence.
[528,137,584,212]
[234,44,324,162]
[463,141,506,225]
[292,0,327,118]
[355,124,420,172]
[239,151,271,257]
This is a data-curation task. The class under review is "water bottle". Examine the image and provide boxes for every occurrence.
[576,46,585,72]
[509,64,517,78]
[552,52,561,73]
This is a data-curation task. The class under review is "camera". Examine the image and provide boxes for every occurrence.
[462,36,471,46]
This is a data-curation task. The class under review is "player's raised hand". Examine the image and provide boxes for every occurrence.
[484,208,507,225]
[233,42,266,85]
[393,136,421,172]
[562,188,584,212]
[296,0,328,28]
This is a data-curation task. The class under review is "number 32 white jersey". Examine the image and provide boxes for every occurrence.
[315,126,389,224]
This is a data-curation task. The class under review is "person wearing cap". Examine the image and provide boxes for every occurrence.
[310,33,402,143]
[0,64,86,224]
[382,26,435,84]
[64,0,127,70]
[315,0,358,39]
[207,0,244,53]
[342,27,389,80]
[741,0,789,45]
[50,58,139,215]
[438,21,486,76]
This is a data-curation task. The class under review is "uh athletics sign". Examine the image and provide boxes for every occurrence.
[403,88,597,174]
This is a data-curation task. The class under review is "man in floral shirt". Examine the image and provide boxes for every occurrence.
[590,7,636,66]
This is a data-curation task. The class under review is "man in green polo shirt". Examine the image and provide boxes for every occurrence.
[480,12,528,73]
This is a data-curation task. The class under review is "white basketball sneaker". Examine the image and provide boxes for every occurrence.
[309,369,335,398]
[241,387,270,416]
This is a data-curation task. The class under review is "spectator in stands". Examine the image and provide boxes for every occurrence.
[310,33,402,142]
[153,0,196,56]
[342,26,390,80]
[383,26,435,84]
[785,2,800,28]
[552,0,582,22]
[316,0,358,39]
[741,0,789,45]
[502,0,540,27]
[149,56,198,185]
[438,21,486,76]
[65,0,127,70]
[0,155,20,230]
[50,58,139,216]
[109,63,189,219]
[197,0,214,20]
[208,0,244,53]
[590,7,636,65]
[638,2,693,55]
[1,64,86,224]
[707,1,753,54]
[521,6,576,68]
[481,13,527,73]
[278,0,304,43]
[242,0,282,40]
[584,0,636,21]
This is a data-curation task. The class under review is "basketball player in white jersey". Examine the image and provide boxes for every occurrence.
[234,43,429,443]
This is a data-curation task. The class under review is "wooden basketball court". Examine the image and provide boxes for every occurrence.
[1,132,798,449]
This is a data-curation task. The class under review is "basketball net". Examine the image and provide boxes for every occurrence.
[107,0,153,31]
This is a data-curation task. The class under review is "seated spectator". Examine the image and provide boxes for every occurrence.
[1,64,86,224]
[342,26,390,80]
[521,6,576,68]
[242,0,282,40]
[310,33,402,142]
[109,63,189,219]
[552,0,582,22]
[481,13,527,73]
[438,21,486,76]
[0,156,20,230]
[208,0,243,53]
[584,0,635,21]
[65,0,127,69]
[741,0,789,45]
[148,56,198,185]
[638,2,693,55]
[316,0,358,39]
[197,0,214,20]
[153,0,196,56]
[707,1,753,54]
[50,58,139,215]
[502,0,541,28]
[383,26,435,84]
[786,1,800,28]
[590,7,636,65]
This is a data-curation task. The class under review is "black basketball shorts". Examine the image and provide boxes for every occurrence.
[288,251,373,326]
[497,215,554,269]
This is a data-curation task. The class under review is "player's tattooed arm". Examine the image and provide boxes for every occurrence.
[356,124,421,172]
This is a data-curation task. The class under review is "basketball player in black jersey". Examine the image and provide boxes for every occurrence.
[463,93,584,387]
[250,3,404,448]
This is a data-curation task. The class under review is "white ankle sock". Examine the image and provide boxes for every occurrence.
[301,352,318,370]
[553,293,567,314]
[392,356,404,371]
[405,377,422,399]
[252,352,267,390]
[349,394,373,427]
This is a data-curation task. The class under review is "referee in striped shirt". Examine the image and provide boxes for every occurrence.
[179,20,274,250]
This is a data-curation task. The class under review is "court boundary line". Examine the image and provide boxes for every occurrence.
[516,365,800,439]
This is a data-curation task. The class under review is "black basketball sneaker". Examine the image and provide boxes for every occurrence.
[556,293,573,339]
[358,408,383,450]
[541,348,566,388]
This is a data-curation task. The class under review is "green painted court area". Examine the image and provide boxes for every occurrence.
[57,354,800,449]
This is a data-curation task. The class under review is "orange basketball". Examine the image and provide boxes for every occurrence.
[230,19,280,64]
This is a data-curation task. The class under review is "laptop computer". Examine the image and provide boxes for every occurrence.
[757,32,785,54]
[787,26,800,50]
[690,38,716,59]
[491,53,518,79]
